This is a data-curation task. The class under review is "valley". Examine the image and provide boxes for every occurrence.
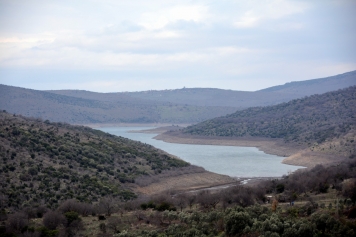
[2,1,356,235]
[1,72,356,236]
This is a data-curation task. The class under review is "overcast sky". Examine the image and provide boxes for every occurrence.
[0,0,355,92]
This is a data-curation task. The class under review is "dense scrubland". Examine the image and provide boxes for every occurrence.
[1,159,356,236]
[184,86,356,160]
[0,112,356,236]
[0,111,189,210]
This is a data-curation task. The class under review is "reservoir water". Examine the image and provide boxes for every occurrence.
[98,127,304,178]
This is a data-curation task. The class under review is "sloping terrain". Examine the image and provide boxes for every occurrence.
[125,70,356,108]
[0,85,236,124]
[259,70,356,95]
[181,86,356,162]
[0,111,190,209]
[1,71,355,124]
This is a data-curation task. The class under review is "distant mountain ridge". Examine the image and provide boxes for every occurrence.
[259,70,356,95]
[0,85,237,124]
[1,70,355,124]
[124,70,356,108]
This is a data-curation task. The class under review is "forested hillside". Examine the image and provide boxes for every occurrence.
[0,84,236,124]
[2,157,356,236]
[184,86,356,159]
[0,111,188,209]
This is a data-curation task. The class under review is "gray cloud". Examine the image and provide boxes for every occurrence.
[0,0,355,92]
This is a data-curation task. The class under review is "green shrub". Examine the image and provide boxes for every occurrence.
[225,211,252,236]
[64,211,80,226]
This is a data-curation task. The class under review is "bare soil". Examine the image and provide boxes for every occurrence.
[129,125,185,134]
[282,150,347,167]
[133,171,236,195]
[153,130,348,168]
[85,123,177,128]
[155,132,299,156]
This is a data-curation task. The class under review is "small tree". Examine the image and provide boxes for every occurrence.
[58,199,79,213]
[225,211,252,236]
[64,211,80,227]
[63,211,83,237]
[99,196,117,216]
[43,211,66,230]
[107,216,122,234]
[197,191,220,210]
[343,179,356,203]
[175,193,187,212]
[6,212,28,234]
[187,194,196,210]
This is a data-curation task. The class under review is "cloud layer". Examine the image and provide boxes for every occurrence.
[0,0,355,92]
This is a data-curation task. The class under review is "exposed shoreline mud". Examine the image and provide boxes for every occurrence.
[132,170,282,195]
[152,130,346,169]
[85,123,190,129]
[133,171,237,195]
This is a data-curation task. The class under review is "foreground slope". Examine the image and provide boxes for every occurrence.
[0,111,190,209]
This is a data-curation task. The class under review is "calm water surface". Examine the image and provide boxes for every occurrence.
[98,127,304,178]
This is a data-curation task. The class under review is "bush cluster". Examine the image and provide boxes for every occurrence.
[0,111,188,209]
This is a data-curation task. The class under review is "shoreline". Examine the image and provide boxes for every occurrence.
[98,124,333,168]
[84,123,189,129]
[153,131,345,168]
[154,131,302,160]
[89,125,347,193]
[132,170,281,195]
[133,170,237,195]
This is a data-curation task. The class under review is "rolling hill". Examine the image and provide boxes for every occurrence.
[0,85,237,124]
[0,70,355,124]
[182,86,356,160]
[0,111,189,209]
[259,70,356,95]
[124,70,356,108]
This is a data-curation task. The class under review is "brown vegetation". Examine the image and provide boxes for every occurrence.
[1,159,356,236]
